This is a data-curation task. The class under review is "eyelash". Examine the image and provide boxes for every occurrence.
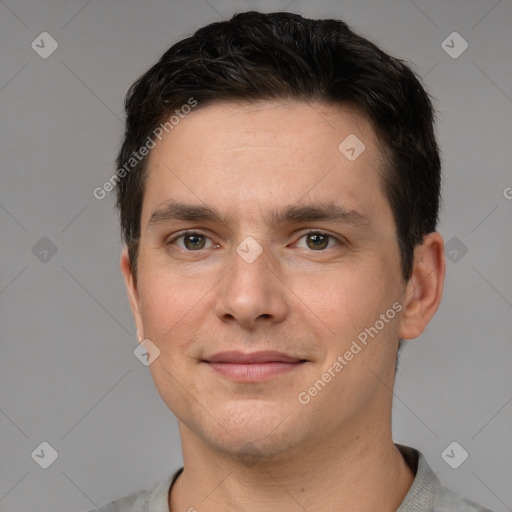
[166,230,344,251]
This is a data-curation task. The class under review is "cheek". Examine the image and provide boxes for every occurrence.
[136,265,206,349]
[292,266,401,376]
[292,264,389,333]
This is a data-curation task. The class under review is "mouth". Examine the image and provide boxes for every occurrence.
[202,351,307,382]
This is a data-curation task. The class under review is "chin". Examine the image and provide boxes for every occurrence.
[201,400,305,458]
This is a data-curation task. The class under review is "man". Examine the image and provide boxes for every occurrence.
[89,10,493,512]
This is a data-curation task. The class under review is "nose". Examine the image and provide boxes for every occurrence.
[215,242,289,330]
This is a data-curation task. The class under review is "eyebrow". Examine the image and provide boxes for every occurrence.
[147,201,371,230]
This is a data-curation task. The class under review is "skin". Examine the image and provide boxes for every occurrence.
[120,99,445,512]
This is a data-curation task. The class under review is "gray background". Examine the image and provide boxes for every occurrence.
[0,0,511,511]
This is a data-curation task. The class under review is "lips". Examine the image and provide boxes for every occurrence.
[204,351,303,364]
[203,351,306,382]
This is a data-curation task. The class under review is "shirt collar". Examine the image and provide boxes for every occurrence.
[396,443,439,511]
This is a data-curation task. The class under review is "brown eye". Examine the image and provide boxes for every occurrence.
[183,234,207,250]
[305,232,330,250]
[167,231,218,252]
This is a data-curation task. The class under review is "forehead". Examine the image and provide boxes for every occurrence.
[142,99,391,229]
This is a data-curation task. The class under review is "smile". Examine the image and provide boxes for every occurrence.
[202,351,307,382]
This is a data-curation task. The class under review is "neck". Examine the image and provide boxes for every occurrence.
[170,422,414,512]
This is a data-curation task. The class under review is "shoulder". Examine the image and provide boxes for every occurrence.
[395,444,494,512]
[83,469,181,512]
[432,482,494,512]
[84,487,153,512]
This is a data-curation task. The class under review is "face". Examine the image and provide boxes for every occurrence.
[121,100,436,460]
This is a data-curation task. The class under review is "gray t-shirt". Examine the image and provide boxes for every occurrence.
[86,444,493,511]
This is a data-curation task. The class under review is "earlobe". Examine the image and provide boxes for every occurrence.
[120,248,145,341]
[398,232,446,340]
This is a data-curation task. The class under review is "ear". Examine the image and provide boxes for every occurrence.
[398,232,446,340]
[120,247,145,342]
